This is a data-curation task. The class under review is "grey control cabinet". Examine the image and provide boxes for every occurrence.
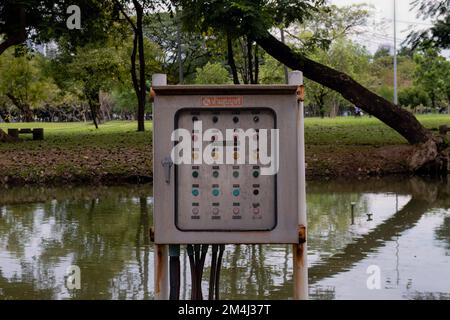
[153,85,300,244]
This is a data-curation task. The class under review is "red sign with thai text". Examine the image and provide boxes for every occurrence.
[201,96,243,107]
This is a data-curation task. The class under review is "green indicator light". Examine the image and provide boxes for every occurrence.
[233,171,239,178]
[233,189,240,197]
[192,171,199,178]
[192,189,199,197]
[213,171,219,178]
[253,171,260,178]
[212,189,220,197]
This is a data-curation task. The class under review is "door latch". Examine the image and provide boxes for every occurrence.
[162,157,174,184]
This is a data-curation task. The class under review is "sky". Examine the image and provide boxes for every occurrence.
[330,0,435,53]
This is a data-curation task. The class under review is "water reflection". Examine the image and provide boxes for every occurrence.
[0,186,153,300]
[0,178,449,300]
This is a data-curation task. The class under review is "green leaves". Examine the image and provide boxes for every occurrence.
[413,48,450,108]
[0,48,61,111]
[175,0,323,38]
[194,62,232,84]
[408,0,450,49]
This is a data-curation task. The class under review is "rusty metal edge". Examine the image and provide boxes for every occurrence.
[152,85,299,96]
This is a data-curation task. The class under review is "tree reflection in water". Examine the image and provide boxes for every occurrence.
[0,177,449,300]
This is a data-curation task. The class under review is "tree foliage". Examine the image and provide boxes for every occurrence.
[414,48,450,109]
[194,62,232,84]
[0,0,116,55]
[174,0,324,38]
[0,48,61,121]
[408,0,450,49]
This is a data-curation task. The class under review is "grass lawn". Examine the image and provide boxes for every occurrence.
[304,114,450,146]
[0,121,153,151]
[0,121,153,184]
[1,115,449,183]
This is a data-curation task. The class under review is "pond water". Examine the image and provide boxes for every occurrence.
[0,177,449,300]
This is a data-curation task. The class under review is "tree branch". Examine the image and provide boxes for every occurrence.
[112,0,137,31]
[227,34,240,84]
[0,6,27,55]
[255,31,431,145]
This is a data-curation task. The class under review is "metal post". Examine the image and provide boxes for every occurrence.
[289,71,308,300]
[393,0,398,105]
[153,73,169,300]
[155,244,169,300]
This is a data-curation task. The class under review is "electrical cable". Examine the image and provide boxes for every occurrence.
[187,244,210,300]
[188,243,226,300]
[169,244,181,300]
[215,244,225,300]
[209,245,219,300]
[187,244,197,300]
[169,256,180,300]
[196,244,209,300]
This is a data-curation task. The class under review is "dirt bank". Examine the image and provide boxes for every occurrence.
[0,144,416,186]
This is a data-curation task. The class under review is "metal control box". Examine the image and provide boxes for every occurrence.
[153,85,300,244]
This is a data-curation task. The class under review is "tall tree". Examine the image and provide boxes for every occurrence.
[0,48,60,121]
[414,49,450,110]
[65,44,126,128]
[175,0,447,172]
[113,0,166,132]
[144,12,215,84]
[304,38,372,118]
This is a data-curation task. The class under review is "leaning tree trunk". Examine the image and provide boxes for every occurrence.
[255,32,449,173]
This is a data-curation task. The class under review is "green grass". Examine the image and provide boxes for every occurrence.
[0,121,153,151]
[1,115,449,183]
[304,114,450,146]
[1,115,449,151]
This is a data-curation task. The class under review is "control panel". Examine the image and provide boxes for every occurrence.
[153,85,300,244]
[175,108,276,231]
